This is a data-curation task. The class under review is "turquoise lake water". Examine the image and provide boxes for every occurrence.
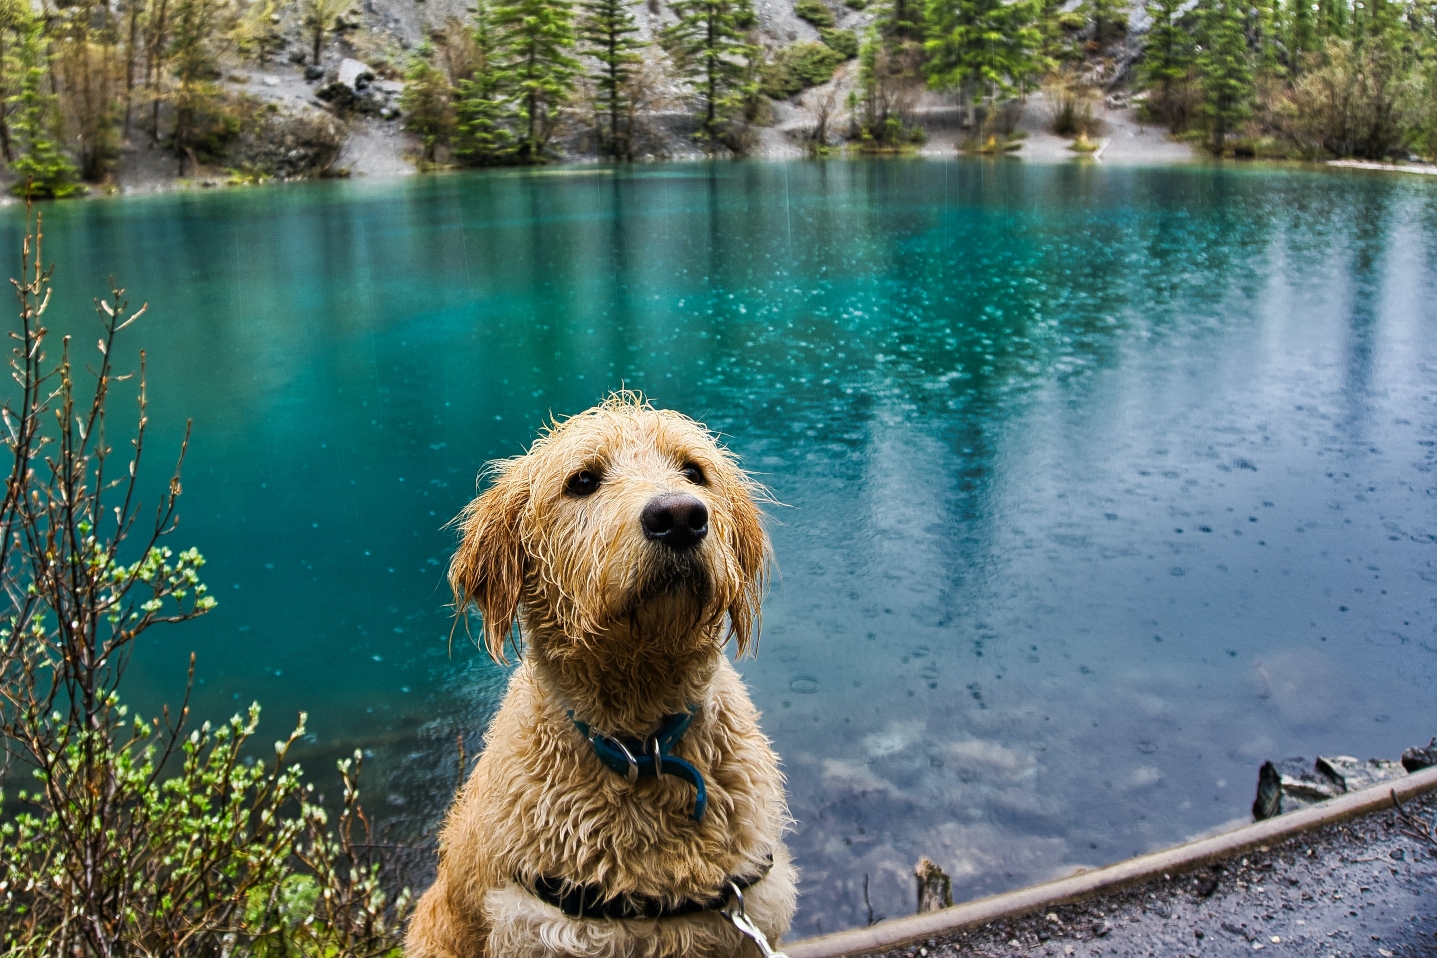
[8,160,1437,934]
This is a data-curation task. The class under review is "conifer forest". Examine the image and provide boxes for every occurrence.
[0,0,1433,192]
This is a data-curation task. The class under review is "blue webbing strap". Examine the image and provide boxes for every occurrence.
[570,708,709,822]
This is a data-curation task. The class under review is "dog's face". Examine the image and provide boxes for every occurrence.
[451,395,770,664]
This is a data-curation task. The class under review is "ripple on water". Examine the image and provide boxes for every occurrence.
[25,161,1435,939]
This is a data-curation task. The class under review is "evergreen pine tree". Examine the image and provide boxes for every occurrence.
[53,0,125,182]
[401,43,456,165]
[661,0,759,141]
[493,0,580,160]
[454,0,518,164]
[1254,0,1287,77]
[0,0,27,161]
[1141,0,1193,91]
[852,26,882,137]
[579,0,644,157]
[8,20,79,198]
[1318,0,1347,39]
[923,0,1043,104]
[1140,0,1196,127]
[168,0,229,176]
[858,0,925,137]
[1291,0,1316,68]
[302,0,352,65]
[235,0,286,65]
[877,0,924,39]
[1036,0,1076,63]
[1364,0,1402,41]
[1196,0,1254,152]
[1083,0,1126,49]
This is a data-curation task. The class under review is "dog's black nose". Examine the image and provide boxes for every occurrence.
[641,493,709,550]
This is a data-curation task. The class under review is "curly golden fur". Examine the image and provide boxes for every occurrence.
[406,393,796,958]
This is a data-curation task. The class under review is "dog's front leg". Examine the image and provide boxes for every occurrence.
[407,870,492,958]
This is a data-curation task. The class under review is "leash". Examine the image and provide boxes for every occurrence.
[569,708,708,822]
[723,880,790,958]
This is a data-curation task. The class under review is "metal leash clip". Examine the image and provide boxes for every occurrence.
[723,882,789,958]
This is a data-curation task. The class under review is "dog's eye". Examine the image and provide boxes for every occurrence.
[565,469,602,497]
[679,462,706,486]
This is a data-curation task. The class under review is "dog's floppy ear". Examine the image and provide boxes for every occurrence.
[450,470,528,664]
[724,481,772,659]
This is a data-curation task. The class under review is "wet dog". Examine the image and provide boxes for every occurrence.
[406,393,796,958]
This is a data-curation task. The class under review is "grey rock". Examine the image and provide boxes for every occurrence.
[1195,870,1219,898]
[1400,737,1437,772]
[1314,755,1407,793]
[338,58,376,91]
[303,64,325,80]
[315,81,359,111]
[1254,753,1409,821]
[228,110,345,179]
[1253,761,1283,821]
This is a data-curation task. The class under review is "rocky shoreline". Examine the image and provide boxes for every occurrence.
[809,742,1437,958]
[12,58,1437,207]
[0,56,1213,205]
[862,788,1436,958]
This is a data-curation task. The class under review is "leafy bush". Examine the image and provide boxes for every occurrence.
[0,216,409,957]
[1047,75,1100,137]
[794,0,835,27]
[761,41,843,98]
[818,28,858,59]
[8,22,81,198]
[1275,39,1422,159]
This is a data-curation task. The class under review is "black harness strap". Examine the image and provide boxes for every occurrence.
[523,855,774,921]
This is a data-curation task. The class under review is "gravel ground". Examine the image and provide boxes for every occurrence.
[861,791,1437,958]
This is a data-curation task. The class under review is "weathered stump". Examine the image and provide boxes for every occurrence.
[913,856,953,914]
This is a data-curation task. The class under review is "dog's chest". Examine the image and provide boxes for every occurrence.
[500,723,755,893]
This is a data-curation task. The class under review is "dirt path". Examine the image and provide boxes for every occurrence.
[1011,92,1197,164]
[860,791,1437,958]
